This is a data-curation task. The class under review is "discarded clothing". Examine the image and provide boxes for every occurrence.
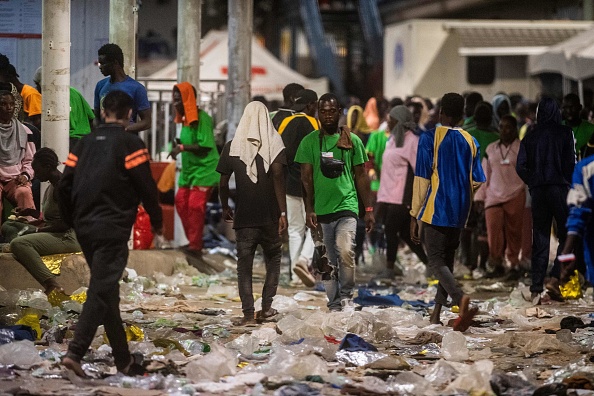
[339,333,378,352]
[354,287,432,307]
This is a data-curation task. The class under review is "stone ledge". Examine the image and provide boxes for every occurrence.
[0,250,185,294]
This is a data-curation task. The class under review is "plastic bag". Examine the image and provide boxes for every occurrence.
[0,340,43,366]
[387,371,437,395]
[133,205,154,250]
[184,343,237,382]
[441,331,469,361]
[560,270,583,300]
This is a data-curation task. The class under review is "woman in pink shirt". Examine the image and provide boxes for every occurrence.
[375,106,428,279]
[474,115,525,279]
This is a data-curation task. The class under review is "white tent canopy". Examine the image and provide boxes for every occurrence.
[145,30,328,101]
[528,26,594,81]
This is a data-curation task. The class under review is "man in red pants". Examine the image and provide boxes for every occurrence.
[169,82,219,261]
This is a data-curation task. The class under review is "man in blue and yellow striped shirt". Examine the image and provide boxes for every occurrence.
[410,93,486,330]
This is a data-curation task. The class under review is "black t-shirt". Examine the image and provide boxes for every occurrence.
[280,114,318,197]
[216,141,287,229]
[272,109,294,131]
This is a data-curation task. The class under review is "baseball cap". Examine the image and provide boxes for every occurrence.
[292,89,318,111]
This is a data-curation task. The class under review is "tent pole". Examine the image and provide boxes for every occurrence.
[579,80,585,106]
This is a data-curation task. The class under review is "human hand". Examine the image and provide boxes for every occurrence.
[306,212,317,229]
[410,217,421,244]
[222,206,234,223]
[168,145,182,160]
[364,212,375,233]
[559,253,576,283]
[278,214,287,235]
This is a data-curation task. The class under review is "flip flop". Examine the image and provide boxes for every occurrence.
[256,308,278,323]
[452,306,479,332]
[293,266,315,287]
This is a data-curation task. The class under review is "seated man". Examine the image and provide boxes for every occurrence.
[3,148,80,294]
[0,90,36,224]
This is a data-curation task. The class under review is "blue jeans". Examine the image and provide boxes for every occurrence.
[321,216,357,310]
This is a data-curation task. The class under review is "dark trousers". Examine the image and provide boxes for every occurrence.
[236,224,282,317]
[379,203,428,264]
[67,238,130,371]
[530,185,569,293]
[425,223,463,307]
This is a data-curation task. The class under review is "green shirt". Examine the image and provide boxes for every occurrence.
[69,87,95,138]
[295,130,368,217]
[178,110,220,187]
[566,120,594,155]
[365,130,390,192]
[466,126,500,161]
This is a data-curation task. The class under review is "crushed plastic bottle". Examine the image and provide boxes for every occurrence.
[387,371,437,395]
[441,331,469,361]
[132,310,144,321]
[179,339,209,355]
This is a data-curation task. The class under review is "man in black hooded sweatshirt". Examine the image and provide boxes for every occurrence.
[516,97,576,304]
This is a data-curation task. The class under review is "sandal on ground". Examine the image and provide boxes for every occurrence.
[452,306,479,332]
[256,308,278,322]
[233,315,258,326]
[293,265,315,287]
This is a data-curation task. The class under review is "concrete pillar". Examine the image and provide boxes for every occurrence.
[172,0,202,248]
[41,0,70,161]
[585,0,594,21]
[109,0,138,77]
[226,0,253,141]
[177,0,201,84]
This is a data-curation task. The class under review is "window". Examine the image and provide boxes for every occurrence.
[467,56,495,85]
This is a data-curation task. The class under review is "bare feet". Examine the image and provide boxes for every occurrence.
[43,278,64,296]
[430,303,443,325]
[62,356,86,378]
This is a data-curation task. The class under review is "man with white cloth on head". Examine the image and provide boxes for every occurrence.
[217,101,288,325]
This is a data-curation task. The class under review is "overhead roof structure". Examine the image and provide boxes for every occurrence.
[443,20,593,56]
[528,26,594,81]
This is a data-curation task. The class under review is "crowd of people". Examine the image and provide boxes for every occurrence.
[0,41,593,377]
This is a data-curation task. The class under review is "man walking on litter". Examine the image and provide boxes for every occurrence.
[296,93,374,312]
[60,91,162,376]
[410,92,485,331]
[217,101,287,325]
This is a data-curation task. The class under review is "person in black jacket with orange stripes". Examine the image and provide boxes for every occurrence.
[59,90,162,377]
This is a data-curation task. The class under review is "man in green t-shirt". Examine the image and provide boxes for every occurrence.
[295,93,374,312]
[33,67,95,150]
[562,93,594,160]
[169,82,220,260]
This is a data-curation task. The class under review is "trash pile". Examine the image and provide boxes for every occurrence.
[1,253,594,395]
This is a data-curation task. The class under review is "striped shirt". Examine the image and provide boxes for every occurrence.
[410,126,486,228]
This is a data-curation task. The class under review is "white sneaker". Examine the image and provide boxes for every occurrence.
[341,299,355,312]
